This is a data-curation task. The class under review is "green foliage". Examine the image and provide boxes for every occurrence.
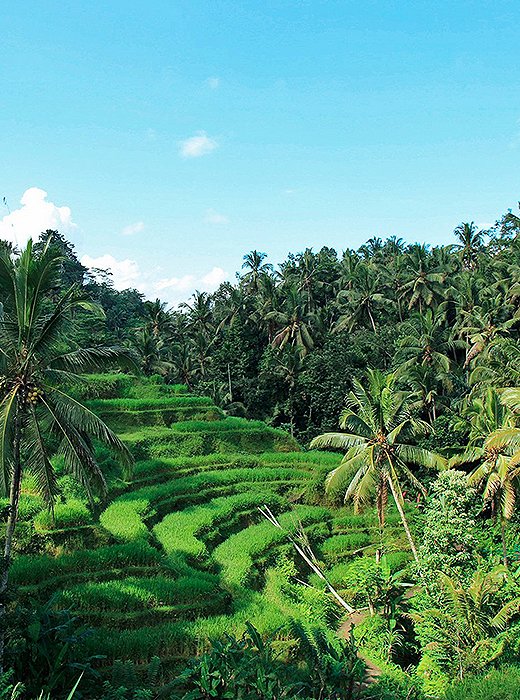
[100,500,150,541]
[443,666,520,700]
[411,567,520,681]
[10,541,161,587]
[171,622,363,700]
[5,595,97,697]
[418,470,480,578]
[33,499,92,533]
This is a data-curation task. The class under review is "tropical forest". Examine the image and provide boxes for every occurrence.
[1,207,520,700]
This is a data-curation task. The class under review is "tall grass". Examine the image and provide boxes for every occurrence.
[10,541,161,585]
[213,506,332,588]
[33,499,92,533]
[153,491,287,559]
[100,499,151,541]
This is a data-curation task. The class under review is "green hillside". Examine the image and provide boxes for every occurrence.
[8,374,413,678]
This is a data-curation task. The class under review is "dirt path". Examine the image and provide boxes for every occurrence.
[339,611,383,683]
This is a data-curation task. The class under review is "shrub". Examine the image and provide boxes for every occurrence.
[444,666,520,700]
[33,499,92,533]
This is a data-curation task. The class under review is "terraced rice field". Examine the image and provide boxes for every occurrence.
[8,375,412,672]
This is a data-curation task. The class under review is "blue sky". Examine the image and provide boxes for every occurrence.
[1,1,519,305]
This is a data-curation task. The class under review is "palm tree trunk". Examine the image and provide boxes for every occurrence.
[0,411,22,672]
[367,306,377,333]
[501,518,508,569]
[386,474,419,563]
[227,363,233,403]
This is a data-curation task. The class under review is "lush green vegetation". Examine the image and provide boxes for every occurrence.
[1,212,520,699]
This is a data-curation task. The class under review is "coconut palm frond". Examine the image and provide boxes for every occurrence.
[44,388,133,474]
[397,444,445,470]
[25,408,59,507]
[49,346,138,374]
[0,387,18,496]
[310,432,366,452]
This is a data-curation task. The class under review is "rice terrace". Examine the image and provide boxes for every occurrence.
[3,2,520,699]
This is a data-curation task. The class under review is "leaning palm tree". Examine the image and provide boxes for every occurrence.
[310,370,444,562]
[0,239,134,669]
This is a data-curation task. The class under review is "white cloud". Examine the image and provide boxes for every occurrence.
[121,221,145,236]
[0,187,76,247]
[81,250,228,307]
[207,77,220,90]
[201,266,227,288]
[180,131,218,158]
[153,266,228,306]
[81,254,141,291]
[155,274,195,293]
[204,208,229,224]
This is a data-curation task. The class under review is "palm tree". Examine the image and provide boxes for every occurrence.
[241,250,273,293]
[266,287,315,356]
[468,338,520,390]
[334,264,392,333]
[453,221,483,270]
[179,291,214,338]
[169,340,197,389]
[458,295,517,367]
[310,370,443,562]
[393,309,454,379]
[271,346,305,437]
[400,244,445,313]
[0,239,134,669]
[402,364,448,423]
[131,327,171,376]
[142,298,172,340]
[214,283,253,334]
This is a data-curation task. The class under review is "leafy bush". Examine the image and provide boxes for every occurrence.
[32,499,92,533]
[443,666,520,700]
[171,622,363,700]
